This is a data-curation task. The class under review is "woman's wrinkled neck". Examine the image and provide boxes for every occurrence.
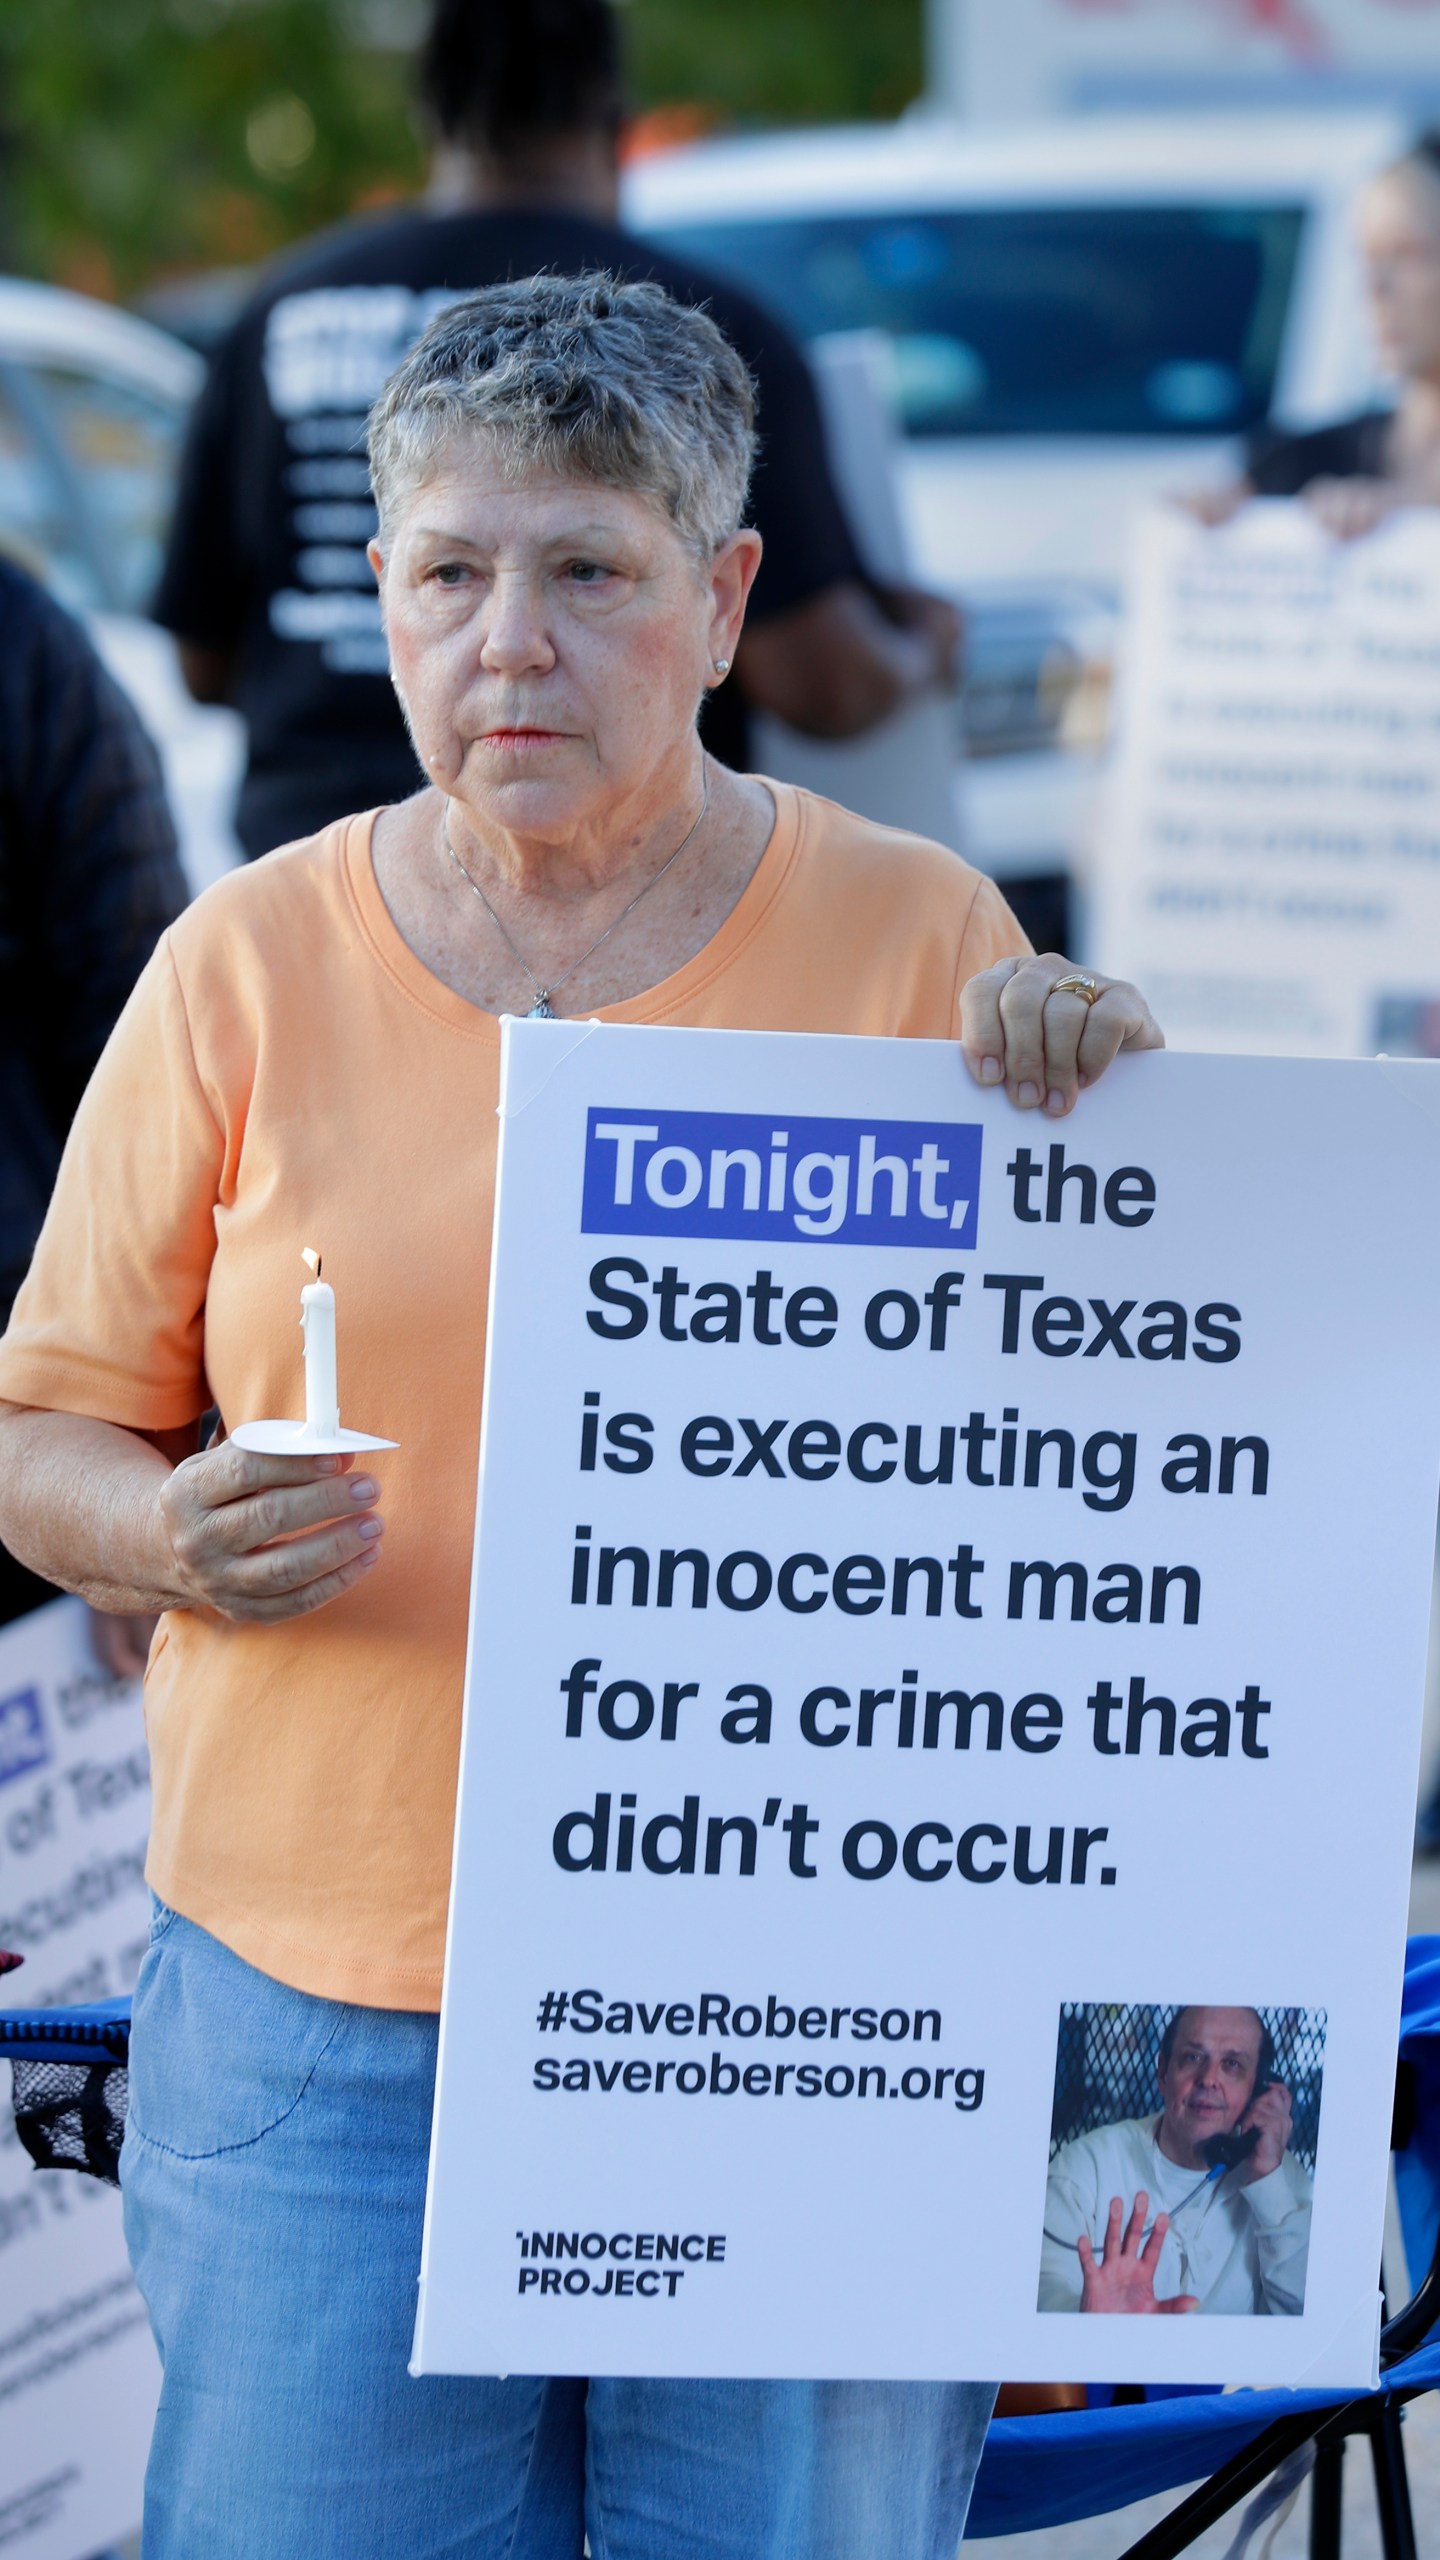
[442,739,710,905]
[367,757,775,1021]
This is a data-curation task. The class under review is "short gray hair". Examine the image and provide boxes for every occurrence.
[367,272,757,562]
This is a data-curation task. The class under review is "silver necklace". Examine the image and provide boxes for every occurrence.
[440,766,710,1019]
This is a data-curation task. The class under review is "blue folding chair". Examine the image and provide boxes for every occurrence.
[0,1995,136,2560]
[5,1959,1439,2557]
[966,1936,1440,2558]
[0,1994,129,2182]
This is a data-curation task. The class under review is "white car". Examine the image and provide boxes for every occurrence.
[626,113,1399,905]
[0,276,241,892]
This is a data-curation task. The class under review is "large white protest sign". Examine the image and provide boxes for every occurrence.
[0,1598,158,2560]
[1093,503,1440,1061]
[416,1024,1440,2387]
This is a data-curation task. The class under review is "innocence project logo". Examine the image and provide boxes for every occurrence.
[582,1110,982,1248]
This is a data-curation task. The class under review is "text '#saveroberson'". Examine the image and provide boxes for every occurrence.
[581,1110,983,1248]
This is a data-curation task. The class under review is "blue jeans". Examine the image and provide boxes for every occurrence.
[122,1904,995,2560]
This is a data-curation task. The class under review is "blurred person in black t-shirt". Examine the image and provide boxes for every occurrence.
[156,0,960,858]
[0,557,186,1657]
[1188,132,1440,538]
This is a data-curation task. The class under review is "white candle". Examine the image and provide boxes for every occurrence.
[300,1248,339,1439]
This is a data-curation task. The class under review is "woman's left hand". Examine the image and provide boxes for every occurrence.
[959,954,1163,1116]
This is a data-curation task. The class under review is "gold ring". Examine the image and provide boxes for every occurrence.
[1051,972,1102,1006]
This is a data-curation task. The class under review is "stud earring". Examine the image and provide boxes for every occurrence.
[712,656,731,676]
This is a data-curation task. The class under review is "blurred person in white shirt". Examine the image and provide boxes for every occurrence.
[1190,133,1440,539]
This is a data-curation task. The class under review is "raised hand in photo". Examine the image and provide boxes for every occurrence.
[1077,2193,1200,2316]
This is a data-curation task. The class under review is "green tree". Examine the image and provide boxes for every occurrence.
[0,0,921,299]
[629,0,922,131]
[0,0,424,296]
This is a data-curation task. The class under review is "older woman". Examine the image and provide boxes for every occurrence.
[0,277,1159,2560]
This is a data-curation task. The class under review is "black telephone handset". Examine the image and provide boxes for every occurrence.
[1200,2077,1274,2172]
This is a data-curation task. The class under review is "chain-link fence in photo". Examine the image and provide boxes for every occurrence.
[1049,2003,1327,2172]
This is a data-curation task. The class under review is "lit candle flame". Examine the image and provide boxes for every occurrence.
[302,1247,323,1281]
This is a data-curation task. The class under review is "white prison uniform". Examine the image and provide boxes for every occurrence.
[1038,2114,1312,2316]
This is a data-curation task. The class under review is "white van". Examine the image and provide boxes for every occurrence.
[626,113,1401,898]
[0,277,242,891]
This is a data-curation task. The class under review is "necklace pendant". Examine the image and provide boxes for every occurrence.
[528,993,555,1020]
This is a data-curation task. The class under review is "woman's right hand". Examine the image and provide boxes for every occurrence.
[159,1443,384,1623]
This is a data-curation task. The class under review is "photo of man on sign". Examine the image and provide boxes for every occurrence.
[1038,2004,1320,2315]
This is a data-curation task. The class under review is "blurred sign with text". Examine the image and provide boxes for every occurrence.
[0,1598,157,2560]
[1094,501,1440,1060]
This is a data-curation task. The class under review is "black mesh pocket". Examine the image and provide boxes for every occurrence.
[10,2058,127,2184]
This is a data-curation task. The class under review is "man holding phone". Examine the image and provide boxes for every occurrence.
[1038,2007,1314,2316]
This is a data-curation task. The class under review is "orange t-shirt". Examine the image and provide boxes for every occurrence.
[0,785,1025,2007]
